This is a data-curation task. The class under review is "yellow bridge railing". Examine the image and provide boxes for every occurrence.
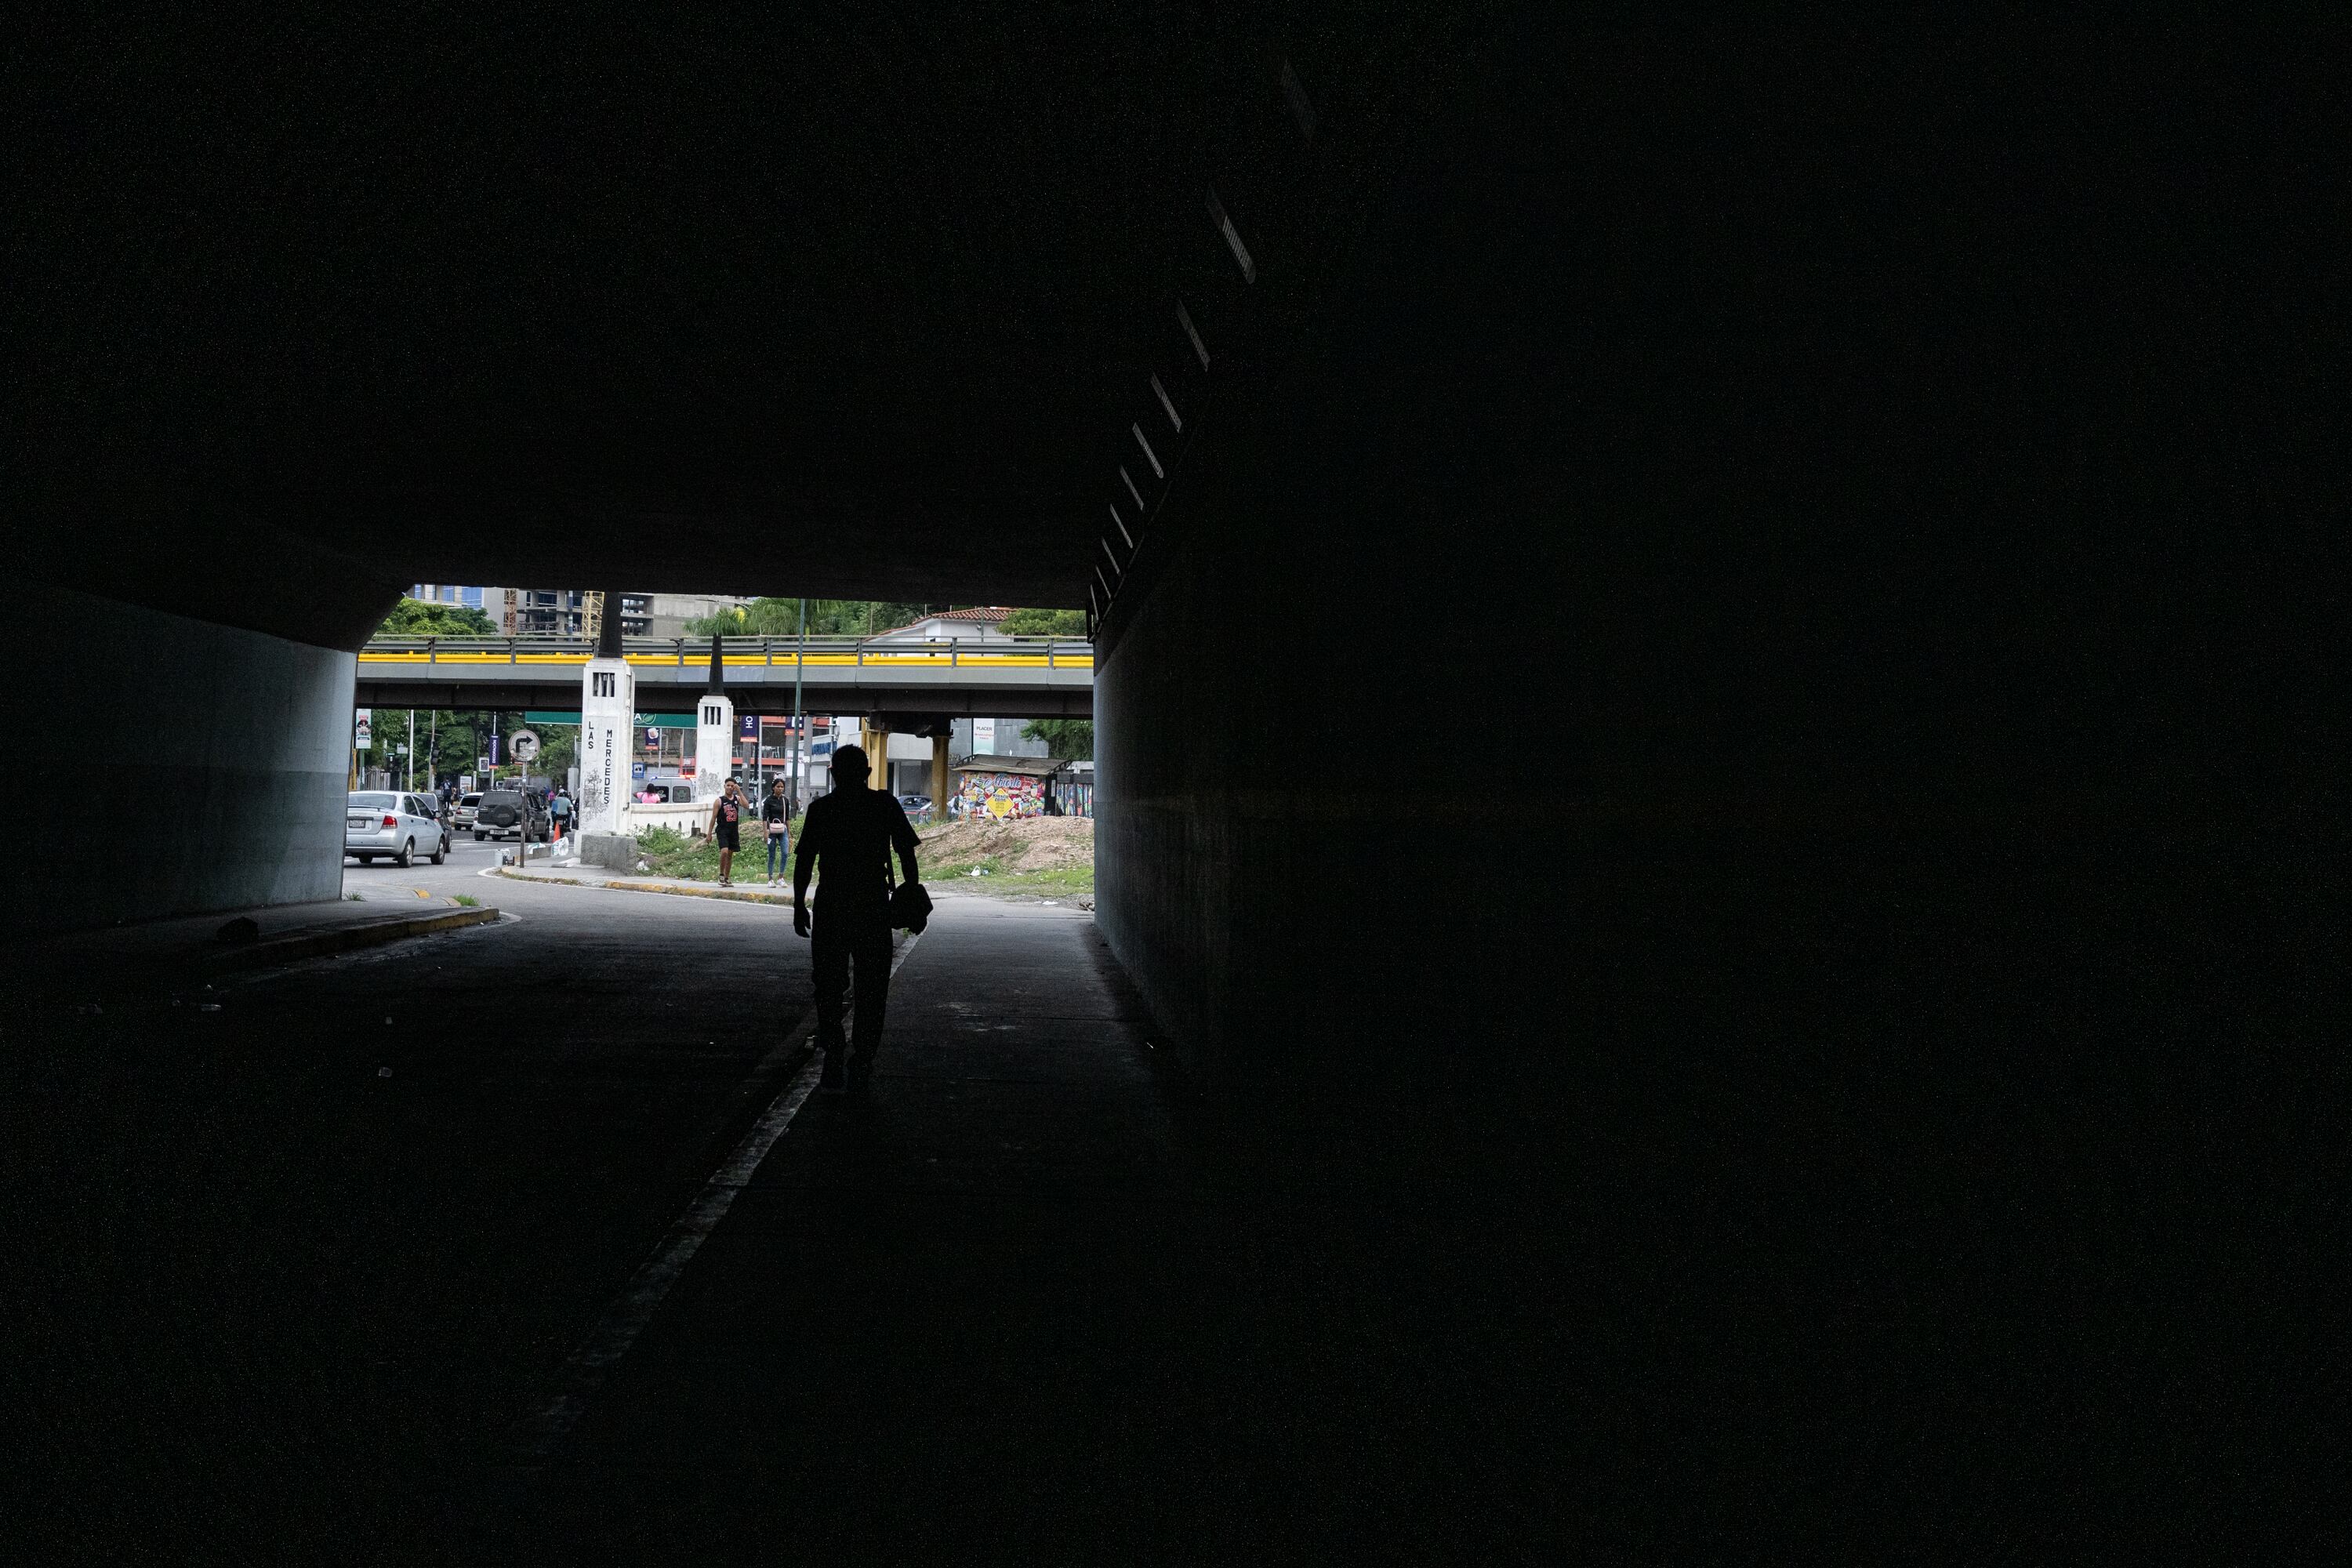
[360,635,1092,672]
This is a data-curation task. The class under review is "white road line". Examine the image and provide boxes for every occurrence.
[501,929,925,1469]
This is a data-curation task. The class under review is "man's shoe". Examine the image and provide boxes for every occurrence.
[818,1053,847,1094]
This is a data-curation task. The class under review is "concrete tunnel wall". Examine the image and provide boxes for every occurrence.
[9,583,359,935]
[1092,20,2335,1084]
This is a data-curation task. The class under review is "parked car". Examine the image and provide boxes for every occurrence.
[452,792,482,830]
[474,787,550,842]
[897,793,933,823]
[347,790,448,867]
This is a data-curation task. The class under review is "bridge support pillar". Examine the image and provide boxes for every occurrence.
[695,692,736,804]
[860,718,891,795]
[579,655,635,836]
[931,734,951,819]
[694,634,735,806]
[13,581,366,934]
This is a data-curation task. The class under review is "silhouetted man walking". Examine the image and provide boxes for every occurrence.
[793,743,920,1096]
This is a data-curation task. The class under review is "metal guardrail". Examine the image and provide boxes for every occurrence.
[361,635,1093,669]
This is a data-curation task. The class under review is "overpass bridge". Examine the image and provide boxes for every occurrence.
[354,635,1093,719]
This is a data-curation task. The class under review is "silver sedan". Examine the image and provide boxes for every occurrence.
[346,791,448,866]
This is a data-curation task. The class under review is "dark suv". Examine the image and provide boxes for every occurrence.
[473,788,551,842]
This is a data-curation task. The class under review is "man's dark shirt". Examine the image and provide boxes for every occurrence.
[795,787,918,915]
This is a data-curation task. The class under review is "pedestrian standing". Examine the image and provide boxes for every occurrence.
[711,777,747,887]
[762,777,792,885]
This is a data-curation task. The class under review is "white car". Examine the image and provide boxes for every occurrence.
[346,790,448,866]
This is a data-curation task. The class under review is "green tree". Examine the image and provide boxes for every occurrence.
[525,722,579,782]
[368,707,551,789]
[686,599,944,637]
[376,598,498,637]
[1022,719,1094,760]
[684,603,757,636]
[996,607,1087,636]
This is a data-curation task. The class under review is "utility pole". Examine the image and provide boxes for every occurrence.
[407,710,416,790]
[791,597,808,815]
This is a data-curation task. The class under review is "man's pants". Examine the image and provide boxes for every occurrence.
[811,914,894,1062]
[766,834,789,879]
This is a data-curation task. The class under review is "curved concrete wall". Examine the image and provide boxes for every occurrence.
[10,583,358,934]
[1093,425,1540,1079]
[1094,20,2332,1087]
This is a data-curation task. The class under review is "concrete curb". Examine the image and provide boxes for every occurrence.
[495,867,794,907]
[209,904,503,972]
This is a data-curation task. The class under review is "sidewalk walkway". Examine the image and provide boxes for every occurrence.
[499,859,1079,910]
[497,858,799,906]
[24,895,499,997]
[482,899,1577,1561]
[511,900,1241,1560]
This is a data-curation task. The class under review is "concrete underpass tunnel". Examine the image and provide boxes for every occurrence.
[7,13,2335,1542]
[9,9,2327,1095]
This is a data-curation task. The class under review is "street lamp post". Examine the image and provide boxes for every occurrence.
[791,596,808,815]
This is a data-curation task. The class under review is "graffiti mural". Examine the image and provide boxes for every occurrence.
[953,770,1049,820]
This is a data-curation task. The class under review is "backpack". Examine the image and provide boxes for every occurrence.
[880,796,931,934]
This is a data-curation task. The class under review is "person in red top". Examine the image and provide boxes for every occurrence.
[710,776,747,887]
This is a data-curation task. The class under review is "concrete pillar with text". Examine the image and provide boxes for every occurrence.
[694,634,735,804]
[578,594,635,836]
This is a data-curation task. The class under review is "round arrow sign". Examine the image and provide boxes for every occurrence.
[510,728,540,762]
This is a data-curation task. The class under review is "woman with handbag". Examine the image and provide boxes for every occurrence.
[761,778,792,884]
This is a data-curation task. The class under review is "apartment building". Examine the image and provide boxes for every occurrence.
[498,589,651,637]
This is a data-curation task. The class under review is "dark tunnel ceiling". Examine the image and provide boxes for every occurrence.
[13,7,1486,612]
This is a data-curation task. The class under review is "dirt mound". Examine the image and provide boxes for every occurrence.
[918,814,1093,871]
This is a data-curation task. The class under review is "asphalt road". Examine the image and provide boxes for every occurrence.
[340,829,579,906]
[13,829,1767,1559]
[13,844,1588,1562]
[13,834,826,1562]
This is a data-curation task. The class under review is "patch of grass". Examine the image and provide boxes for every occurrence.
[636,824,718,880]
[452,894,481,907]
[637,820,797,884]
[629,811,1094,898]
[982,865,1094,898]
[928,852,1092,898]
[347,892,364,901]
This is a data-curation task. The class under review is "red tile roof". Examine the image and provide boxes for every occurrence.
[876,606,1015,634]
